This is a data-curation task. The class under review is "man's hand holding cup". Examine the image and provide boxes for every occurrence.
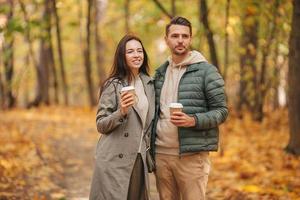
[169,103,196,127]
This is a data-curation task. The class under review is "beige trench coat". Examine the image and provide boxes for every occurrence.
[89,73,155,200]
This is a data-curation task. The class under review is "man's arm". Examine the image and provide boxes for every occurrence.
[193,65,228,130]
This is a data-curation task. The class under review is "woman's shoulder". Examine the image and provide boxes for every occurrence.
[103,77,124,88]
[99,77,124,97]
[139,73,154,84]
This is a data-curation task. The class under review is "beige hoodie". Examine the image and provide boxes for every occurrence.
[156,50,207,155]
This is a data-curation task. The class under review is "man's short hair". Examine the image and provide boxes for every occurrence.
[166,16,192,36]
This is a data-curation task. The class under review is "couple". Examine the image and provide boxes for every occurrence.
[89,16,228,200]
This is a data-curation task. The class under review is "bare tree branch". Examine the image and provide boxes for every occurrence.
[152,0,173,19]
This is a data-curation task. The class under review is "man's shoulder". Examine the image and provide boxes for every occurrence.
[154,61,169,79]
[190,61,214,68]
[155,61,169,74]
[188,62,218,73]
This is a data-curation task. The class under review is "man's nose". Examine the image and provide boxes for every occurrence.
[178,36,183,43]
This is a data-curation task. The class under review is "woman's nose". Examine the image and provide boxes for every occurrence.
[133,51,140,57]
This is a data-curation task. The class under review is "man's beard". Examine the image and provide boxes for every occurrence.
[173,47,188,55]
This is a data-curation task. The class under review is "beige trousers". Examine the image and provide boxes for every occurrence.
[155,153,210,200]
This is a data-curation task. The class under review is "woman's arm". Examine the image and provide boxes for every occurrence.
[96,81,127,134]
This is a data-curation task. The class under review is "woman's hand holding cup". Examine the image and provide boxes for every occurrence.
[120,86,136,116]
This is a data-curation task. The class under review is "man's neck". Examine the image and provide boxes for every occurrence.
[171,51,190,64]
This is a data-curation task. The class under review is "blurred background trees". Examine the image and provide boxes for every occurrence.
[0,0,299,154]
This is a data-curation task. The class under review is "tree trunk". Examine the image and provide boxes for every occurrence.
[253,0,279,121]
[18,0,38,66]
[32,38,49,107]
[286,0,300,155]
[48,37,59,104]
[52,0,68,105]
[3,0,15,108]
[46,4,58,105]
[171,0,176,17]
[200,0,219,69]
[18,0,52,107]
[84,0,96,106]
[23,53,30,106]
[272,41,286,110]
[94,0,106,87]
[0,57,5,109]
[223,0,230,81]
[28,0,52,107]
[237,0,259,118]
[125,0,130,33]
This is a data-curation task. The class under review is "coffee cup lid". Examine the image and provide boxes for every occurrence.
[121,86,135,92]
[169,103,183,108]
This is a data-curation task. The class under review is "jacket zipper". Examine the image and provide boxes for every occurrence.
[177,66,190,159]
[177,65,183,159]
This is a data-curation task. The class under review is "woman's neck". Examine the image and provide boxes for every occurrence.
[131,68,139,76]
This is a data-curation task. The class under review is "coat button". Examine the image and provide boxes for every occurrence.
[119,119,123,122]
[119,154,123,158]
[124,132,129,137]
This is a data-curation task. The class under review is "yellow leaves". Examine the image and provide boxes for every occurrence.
[0,107,298,199]
[0,107,96,198]
[0,159,14,170]
[0,143,16,153]
[246,4,259,16]
[247,43,257,56]
[210,109,300,199]
[240,184,262,193]
[50,192,66,199]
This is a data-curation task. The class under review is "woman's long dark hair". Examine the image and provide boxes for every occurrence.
[99,34,150,97]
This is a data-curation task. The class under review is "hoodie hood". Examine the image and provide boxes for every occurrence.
[167,50,207,68]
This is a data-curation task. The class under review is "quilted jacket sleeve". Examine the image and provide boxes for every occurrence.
[194,65,228,130]
[96,80,127,134]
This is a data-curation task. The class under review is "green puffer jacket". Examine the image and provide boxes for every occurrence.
[151,61,228,155]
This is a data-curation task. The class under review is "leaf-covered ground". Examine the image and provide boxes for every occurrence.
[0,107,299,200]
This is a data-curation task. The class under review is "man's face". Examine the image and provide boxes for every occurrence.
[165,24,191,56]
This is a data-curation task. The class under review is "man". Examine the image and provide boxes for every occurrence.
[151,16,228,200]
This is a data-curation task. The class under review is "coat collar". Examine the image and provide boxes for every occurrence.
[155,61,207,75]
[139,72,154,85]
[122,73,153,86]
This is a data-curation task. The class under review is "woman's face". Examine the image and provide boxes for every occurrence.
[125,39,144,75]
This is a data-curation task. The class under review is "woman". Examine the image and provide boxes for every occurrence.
[89,34,155,200]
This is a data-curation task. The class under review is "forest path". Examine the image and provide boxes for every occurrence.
[1,107,298,200]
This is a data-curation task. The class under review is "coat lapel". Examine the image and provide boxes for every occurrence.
[139,73,154,129]
[123,73,154,130]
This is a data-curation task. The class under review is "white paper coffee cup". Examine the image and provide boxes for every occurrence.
[169,103,183,114]
[121,86,135,94]
[121,86,138,104]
